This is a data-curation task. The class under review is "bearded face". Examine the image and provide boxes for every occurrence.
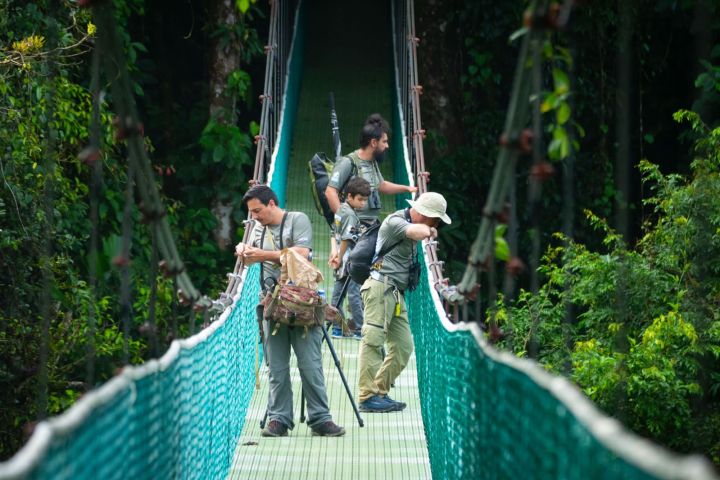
[372,132,389,164]
[373,148,386,164]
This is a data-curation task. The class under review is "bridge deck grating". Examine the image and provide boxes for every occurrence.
[227,340,431,479]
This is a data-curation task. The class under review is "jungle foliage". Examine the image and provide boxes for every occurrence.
[1,0,719,469]
[0,0,263,459]
[415,0,720,465]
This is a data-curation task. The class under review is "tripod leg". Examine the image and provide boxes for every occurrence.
[300,388,306,423]
[332,275,353,310]
[320,323,364,427]
[260,409,268,429]
[327,275,353,334]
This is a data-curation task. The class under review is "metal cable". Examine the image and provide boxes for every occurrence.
[85,42,102,386]
[92,4,210,316]
[37,15,61,421]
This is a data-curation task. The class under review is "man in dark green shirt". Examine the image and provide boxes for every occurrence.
[357,192,452,413]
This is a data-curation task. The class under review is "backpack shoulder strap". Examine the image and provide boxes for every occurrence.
[259,226,267,289]
[338,152,360,193]
[375,209,411,259]
[278,211,288,249]
[259,211,289,289]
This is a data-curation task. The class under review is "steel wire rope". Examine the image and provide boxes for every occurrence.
[84,40,102,386]
[90,5,210,323]
[526,22,547,359]
[37,15,61,421]
[219,0,282,308]
[456,1,551,304]
[560,18,578,376]
[119,158,134,364]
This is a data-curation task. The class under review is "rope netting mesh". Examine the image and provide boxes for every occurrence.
[0,266,260,480]
[1,0,719,478]
[407,254,715,479]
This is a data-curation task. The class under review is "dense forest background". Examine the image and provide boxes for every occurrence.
[1,0,719,468]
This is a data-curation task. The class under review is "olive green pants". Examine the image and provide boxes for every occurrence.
[358,277,414,403]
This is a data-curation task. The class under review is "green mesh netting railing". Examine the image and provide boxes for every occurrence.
[2,0,719,478]
[0,265,260,480]
[406,255,715,479]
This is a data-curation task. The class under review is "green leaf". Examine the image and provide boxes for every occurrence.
[644,133,655,144]
[557,102,571,125]
[560,135,570,158]
[552,68,569,94]
[249,120,260,136]
[548,138,563,161]
[494,224,509,261]
[541,92,557,113]
[213,145,225,163]
[495,237,510,262]
[237,0,250,13]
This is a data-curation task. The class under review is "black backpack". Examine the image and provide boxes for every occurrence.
[308,153,358,226]
[346,221,403,285]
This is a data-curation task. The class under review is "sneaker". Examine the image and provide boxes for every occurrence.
[311,421,346,437]
[359,395,403,413]
[353,329,362,341]
[385,395,407,410]
[331,326,343,338]
[261,419,289,437]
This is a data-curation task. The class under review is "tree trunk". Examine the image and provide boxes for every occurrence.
[209,0,240,249]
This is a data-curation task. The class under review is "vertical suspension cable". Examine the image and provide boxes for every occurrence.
[527,25,545,359]
[613,0,633,421]
[85,41,103,386]
[219,0,288,306]
[561,37,577,375]
[171,277,179,342]
[487,220,498,331]
[146,229,159,358]
[501,175,519,344]
[37,16,60,421]
[119,160,135,364]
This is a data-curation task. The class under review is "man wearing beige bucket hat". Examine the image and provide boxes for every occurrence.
[357,192,451,412]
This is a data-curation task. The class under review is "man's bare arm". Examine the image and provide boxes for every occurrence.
[378,180,417,195]
[325,186,341,213]
[405,224,437,241]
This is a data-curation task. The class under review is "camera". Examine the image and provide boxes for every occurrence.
[263,275,278,294]
[407,259,421,291]
[368,189,382,210]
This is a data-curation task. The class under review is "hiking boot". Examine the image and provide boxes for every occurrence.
[311,421,346,437]
[359,395,403,413]
[261,419,289,437]
[331,326,343,338]
[385,395,407,411]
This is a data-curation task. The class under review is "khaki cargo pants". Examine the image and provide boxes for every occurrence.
[357,277,414,403]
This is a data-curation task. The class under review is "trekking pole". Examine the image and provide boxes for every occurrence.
[300,275,363,426]
[329,92,342,159]
[319,320,364,427]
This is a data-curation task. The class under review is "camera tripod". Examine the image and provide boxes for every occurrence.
[259,275,364,429]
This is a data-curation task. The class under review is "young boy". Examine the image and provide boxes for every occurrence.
[328,176,371,339]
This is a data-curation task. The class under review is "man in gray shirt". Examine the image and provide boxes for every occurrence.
[235,185,344,437]
[357,192,452,413]
[325,113,418,223]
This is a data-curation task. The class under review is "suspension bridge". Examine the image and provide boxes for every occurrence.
[0,0,717,479]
